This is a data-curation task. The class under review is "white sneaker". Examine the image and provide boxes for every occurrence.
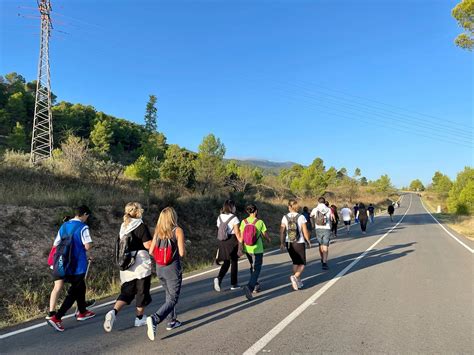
[213,278,221,292]
[134,316,147,327]
[290,275,299,291]
[297,278,304,289]
[103,310,115,333]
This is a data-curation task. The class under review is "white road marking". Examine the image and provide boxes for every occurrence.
[243,194,413,355]
[0,197,403,340]
[420,198,474,253]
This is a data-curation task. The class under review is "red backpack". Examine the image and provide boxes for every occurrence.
[153,229,177,266]
[242,218,259,246]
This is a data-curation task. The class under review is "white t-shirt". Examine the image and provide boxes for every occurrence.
[310,204,332,230]
[53,217,92,246]
[217,213,240,235]
[281,212,307,243]
[340,207,352,221]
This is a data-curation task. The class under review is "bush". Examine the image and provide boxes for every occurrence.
[1,150,31,168]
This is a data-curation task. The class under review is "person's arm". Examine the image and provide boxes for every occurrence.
[279,225,286,250]
[233,224,243,243]
[356,211,360,219]
[176,227,186,258]
[262,231,271,243]
[84,243,92,251]
[142,224,153,250]
[302,223,311,248]
[149,235,157,256]
[81,227,93,252]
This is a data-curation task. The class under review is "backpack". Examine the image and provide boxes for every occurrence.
[153,229,177,266]
[115,232,138,271]
[315,210,327,226]
[52,222,82,278]
[285,214,300,243]
[217,214,235,241]
[242,218,259,246]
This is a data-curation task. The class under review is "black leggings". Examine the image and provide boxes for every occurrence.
[331,222,338,235]
[217,255,238,286]
[56,274,86,319]
[360,219,368,232]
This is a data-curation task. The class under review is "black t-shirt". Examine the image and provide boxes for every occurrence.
[129,223,152,251]
[368,206,375,214]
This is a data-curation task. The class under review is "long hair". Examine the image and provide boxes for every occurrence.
[221,199,235,214]
[154,207,178,240]
[123,202,144,226]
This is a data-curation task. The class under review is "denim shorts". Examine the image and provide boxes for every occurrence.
[316,229,331,246]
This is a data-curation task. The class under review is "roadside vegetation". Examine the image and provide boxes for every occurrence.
[408,168,474,240]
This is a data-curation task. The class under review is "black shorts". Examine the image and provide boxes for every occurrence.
[286,242,306,265]
[344,220,351,226]
[117,275,152,307]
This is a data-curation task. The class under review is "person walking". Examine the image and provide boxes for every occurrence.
[146,207,186,341]
[240,203,270,300]
[47,206,95,332]
[103,202,153,332]
[340,204,352,234]
[330,204,339,239]
[280,200,311,291]
[368,203,375,223]
[311,197,332,270]
[353,203,359,223]
[388,204,395,222]
[356,203,369,234]
[214,199,242,291]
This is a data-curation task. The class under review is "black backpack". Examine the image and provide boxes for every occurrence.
[115,232,138,271]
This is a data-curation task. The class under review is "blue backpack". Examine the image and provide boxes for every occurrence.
[52,222,83,278]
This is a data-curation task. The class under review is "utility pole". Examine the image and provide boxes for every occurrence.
[31,0,53,164]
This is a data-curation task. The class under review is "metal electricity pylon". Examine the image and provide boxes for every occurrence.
[31,0,53,164]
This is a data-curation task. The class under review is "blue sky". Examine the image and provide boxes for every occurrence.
[1,0,472,187]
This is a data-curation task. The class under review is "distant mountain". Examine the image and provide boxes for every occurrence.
[229,158,298,175]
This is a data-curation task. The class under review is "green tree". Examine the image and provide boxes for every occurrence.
[431,171,453,198]
[360,176,368,186]
[125,155,161,203]
[90,118,113,156]
[372,174,394,193]
[7,122,28,151]
[409,179,425,191]
[194,134,226,194]
[452,0,474,50]
[4,92,27,133]
[144,94,157,132]
[159,144,196,189]
[291,158,327,197]
[447,167,474,215]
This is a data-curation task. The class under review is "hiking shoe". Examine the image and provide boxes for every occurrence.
[213,278,221,292]
[230,285,241,290]
[243,286,253,301]
[103,310,116,332]
[290,275,299,291]
[134,316,147,327]
[147,315,158,341]
[166,320,182,330]
[47,315,64,332]
[76,310,96,321]
[322,263,329,270]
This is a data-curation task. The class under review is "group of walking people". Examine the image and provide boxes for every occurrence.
[45,196,395,341]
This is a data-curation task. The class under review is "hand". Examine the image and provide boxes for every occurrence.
[306,241,312,249]
[280,243,286,251]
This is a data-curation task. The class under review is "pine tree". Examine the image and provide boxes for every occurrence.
[144,95,157,132]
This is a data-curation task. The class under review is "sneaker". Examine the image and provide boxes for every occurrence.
[322,263,329,270]
[290,275,299,291]
[134,316,147,327]
[103,310,116,332]
[253,283,261,294]
[75,299,96,317]
[213,278,221,292]
[76,310,96,321]
[166,320,182,330]
[230,285,241,290]
[146,315,158,341]
[47,315,64,332]
[297,279,304,289]
[243,286,253,301]
[45,311,56,320]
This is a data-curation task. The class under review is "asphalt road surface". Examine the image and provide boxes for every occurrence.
[1,193,473,354]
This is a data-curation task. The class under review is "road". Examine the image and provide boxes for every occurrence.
[1,193,473,354]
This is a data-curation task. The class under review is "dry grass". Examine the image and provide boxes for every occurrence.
[422,192,474,240]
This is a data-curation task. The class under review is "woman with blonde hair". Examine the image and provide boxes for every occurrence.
[280,200,311,291]
[146,207,186,341]
[103,202,153,332]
